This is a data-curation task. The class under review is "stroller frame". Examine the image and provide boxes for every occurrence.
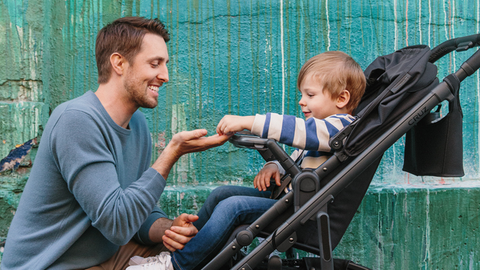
[203,34,480,270]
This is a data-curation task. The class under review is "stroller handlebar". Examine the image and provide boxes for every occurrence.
[430,33,480,63]
[457,49,480,80]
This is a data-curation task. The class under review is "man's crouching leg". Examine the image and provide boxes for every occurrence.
[86,240,168,270]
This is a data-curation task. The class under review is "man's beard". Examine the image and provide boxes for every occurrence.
[124,72,158,109]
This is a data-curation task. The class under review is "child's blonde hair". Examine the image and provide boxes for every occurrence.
[297,51,366,112]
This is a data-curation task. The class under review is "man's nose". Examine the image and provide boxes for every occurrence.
[157,65,169,83]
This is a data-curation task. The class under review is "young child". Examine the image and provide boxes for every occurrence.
[217,50,365,192]
[128,51,366,270]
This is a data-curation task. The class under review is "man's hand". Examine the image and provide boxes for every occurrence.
[216,115,255,135]
[254,163,281,191]
[162,214,199,252]
[168,129,231,158]
[152,129,230,179]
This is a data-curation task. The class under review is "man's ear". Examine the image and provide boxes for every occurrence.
[336,89,351,109]
[110,53,127,76]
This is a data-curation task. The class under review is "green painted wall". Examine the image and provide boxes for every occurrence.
[1,0,480,183]
[1,0,480,268]
[335,183,480,269]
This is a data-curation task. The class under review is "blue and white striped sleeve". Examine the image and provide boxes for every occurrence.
[251,113,354,152]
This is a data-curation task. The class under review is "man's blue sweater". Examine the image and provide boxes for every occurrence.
[1,91,167,269]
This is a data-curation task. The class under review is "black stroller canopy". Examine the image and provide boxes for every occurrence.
[332,45,439,158]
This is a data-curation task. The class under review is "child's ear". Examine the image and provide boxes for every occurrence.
[110,53,127,76]
[336,90,350,109]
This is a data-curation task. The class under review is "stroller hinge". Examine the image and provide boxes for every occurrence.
[443,74,460,101]
[293,170,321,212]
[329,119,358,151]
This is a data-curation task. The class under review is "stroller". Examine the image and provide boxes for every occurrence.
[203,34,480,270]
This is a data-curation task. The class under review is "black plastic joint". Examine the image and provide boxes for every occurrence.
[236,230,254,246]
[443,73,461,98]
[461,62,475,76]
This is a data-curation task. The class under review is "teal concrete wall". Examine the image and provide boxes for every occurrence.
[1,0,480,268]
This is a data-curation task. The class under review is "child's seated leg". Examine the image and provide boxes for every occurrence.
[173,195,276,270]
[194,185,271,230]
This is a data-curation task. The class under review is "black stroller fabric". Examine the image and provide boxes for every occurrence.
[320,155,382,250]
[344,45,439,157]
[315,45,441,250]
[403,84,464,176]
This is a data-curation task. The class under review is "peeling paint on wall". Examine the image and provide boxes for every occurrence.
[0,102,47,159]
[0,138,36,173]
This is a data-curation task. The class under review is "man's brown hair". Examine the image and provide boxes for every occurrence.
[95,17,170,84]
[297,51,366,112]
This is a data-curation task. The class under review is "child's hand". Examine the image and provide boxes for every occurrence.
[216,115,255,135]
[254,163,281,191]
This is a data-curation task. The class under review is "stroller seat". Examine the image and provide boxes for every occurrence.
[203,33,480,270]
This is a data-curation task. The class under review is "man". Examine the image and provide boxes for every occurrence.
[1,17,230,269]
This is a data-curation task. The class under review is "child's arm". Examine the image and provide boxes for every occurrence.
[251,113,355,152]
[216,115,282,191]
[218,113,354,151]
[216,115,255,135]
[253,163,281,191]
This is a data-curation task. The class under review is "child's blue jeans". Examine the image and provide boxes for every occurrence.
[171,185,274,270]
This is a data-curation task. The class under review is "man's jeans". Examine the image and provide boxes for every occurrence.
[171,186,274,270]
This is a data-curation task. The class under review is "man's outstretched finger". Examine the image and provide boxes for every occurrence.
[179,129,208,142]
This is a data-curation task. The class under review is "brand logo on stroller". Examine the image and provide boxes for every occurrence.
[409,107,428,125]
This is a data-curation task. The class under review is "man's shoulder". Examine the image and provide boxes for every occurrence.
[44,91,107,135]
[55,91,98,112]
[50,91,104,121]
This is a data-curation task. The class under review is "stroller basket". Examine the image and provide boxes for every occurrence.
[203,33,480,270]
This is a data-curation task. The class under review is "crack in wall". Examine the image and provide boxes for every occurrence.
[0,79,43,87]
[0,79,43,102]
